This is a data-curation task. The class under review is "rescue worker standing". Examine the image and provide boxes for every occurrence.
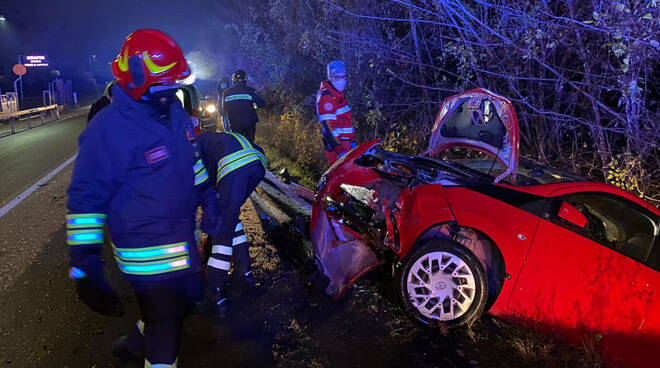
[220,69,265,141]
[66,29,219,366]
[316,60,355,164]
[197,130,266,317]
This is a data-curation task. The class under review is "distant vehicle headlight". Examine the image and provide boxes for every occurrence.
[205,104,217,114]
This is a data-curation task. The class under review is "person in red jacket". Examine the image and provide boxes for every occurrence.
[316,60,355,164]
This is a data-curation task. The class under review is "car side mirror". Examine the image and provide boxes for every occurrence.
[558,201,587,228]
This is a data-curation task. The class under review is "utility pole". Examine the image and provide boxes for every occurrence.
[18,55,23,101]
[89,54,98,97]
[17,55,24,100]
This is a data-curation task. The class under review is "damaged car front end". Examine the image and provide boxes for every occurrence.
[311,88,518,327]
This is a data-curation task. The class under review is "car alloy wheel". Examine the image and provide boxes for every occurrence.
[407,251,477,320]
[396,238,488,328]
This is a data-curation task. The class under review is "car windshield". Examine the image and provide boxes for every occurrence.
[441,148,584,185]
[414,156,494,183]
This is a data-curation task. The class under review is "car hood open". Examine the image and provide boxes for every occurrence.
[424,88,520,183]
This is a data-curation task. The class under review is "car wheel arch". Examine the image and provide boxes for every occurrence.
[413,222,506,311]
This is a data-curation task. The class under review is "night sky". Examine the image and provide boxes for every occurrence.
[0,0,236,99]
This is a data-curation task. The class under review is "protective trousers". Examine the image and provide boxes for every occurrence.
[325,140,354,165]
[206,163,265,290]
[125,274,203,366]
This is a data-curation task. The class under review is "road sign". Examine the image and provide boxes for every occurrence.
[24,55,49,67]
[13,64,27,76]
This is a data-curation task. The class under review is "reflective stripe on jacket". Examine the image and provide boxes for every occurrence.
[220,84,265,133]
[197,131,267,187]
[216,133,267,183]
[66,85,213,283]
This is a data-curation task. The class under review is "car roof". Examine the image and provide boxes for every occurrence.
[498,181,660,215]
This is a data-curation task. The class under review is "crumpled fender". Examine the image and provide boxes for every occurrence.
[310,205,382,298]
[394,184,456,257]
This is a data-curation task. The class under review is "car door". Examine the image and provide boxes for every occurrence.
[508,189,659,351]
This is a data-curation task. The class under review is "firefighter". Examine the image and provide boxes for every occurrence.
[316,60,355,165]
[220,69,265,141]
[196,130,266,318]
[66,29,219,367]
[86,80,115,123]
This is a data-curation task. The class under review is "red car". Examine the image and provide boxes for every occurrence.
[310,89,660,368]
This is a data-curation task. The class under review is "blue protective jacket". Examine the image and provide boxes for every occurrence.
[196,132,266,187]
[66,85,218,285]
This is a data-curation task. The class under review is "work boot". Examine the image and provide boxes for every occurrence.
[198,286,228,319]
[243,270,256,289]
[214,287,228,319]
[112,332,144,363]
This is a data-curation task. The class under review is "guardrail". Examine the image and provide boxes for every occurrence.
[0,104,61,135]
[248,171,316,263]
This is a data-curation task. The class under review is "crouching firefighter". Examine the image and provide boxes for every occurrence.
[197,130,267,318]
[66,29,220,367]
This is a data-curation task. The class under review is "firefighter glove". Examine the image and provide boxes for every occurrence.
[70,267,124,317]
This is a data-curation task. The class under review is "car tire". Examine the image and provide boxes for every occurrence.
[396,237,488,329]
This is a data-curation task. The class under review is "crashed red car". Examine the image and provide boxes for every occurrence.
[311,89,660,368]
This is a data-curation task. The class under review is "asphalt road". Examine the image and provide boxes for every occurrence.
[0,112,87,208]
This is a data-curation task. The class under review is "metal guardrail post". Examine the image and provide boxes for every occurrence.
[10,117,15,134]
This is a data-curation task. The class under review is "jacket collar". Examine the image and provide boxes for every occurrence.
[112,84,162,120]
[112,83,185,122]
[320,80,344,98]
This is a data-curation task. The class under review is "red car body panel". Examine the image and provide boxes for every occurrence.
[442,186,542,316]
[509,215,658,368]
[394,184,455,257]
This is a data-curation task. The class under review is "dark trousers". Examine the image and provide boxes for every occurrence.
[206,163,265,289]
[130,273,203,365]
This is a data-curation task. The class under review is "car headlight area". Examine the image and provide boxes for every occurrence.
[205,104,217,114]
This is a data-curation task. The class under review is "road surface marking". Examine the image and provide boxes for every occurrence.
[0,153,78,218]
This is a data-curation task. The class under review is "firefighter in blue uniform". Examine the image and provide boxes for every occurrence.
[66,29,219,367]
[220,69,265,141]
[197,130,266,317]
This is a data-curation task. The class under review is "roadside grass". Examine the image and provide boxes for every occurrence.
[255,136,320,189]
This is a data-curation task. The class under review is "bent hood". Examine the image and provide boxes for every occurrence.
[424,88,520,183]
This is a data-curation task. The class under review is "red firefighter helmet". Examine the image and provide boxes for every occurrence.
[111,29,191,100]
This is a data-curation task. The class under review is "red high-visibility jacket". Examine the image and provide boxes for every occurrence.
[316,81,355,162]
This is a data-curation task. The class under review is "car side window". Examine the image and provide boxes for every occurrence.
[546,192,659,270]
